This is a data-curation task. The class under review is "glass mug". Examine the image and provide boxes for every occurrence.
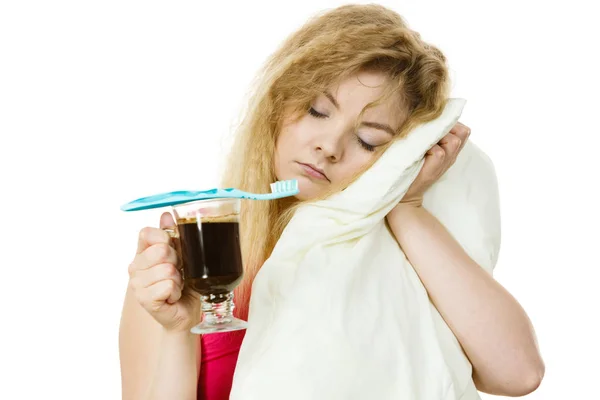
[163,198,246,334]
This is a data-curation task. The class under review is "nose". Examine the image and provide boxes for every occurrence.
[314,124,346,162]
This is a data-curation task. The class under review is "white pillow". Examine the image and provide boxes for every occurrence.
[230,98,500,400]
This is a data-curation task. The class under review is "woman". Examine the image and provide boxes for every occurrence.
[119,4,544,399]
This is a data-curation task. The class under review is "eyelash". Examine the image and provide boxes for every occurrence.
[357,137,375,152]
[308,107,376,152]
[308,107,327,119]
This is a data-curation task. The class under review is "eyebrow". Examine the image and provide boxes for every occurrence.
[324,91,395,136]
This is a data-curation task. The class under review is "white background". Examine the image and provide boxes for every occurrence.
[1,0,598,398]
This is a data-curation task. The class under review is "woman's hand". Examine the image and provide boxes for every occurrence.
[397,121,472,209]
[127,212,201,332]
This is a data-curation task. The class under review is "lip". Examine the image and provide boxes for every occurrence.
[298,162,329,181]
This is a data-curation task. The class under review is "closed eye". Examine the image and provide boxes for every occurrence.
[309,107,378,152]
[308,107,327,119]
[357,136,375,152]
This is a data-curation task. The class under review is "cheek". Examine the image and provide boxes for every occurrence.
[276,123,308,159]
[274,127,295,179]
[334,152,375,183]
[273,138,284,180]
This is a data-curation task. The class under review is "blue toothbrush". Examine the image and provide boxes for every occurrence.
[120,179,299,212]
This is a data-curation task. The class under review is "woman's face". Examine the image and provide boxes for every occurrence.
[274,70,406,200]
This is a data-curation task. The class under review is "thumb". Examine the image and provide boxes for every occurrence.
[159,211,176,230]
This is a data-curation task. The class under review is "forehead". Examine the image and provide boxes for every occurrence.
[322,70,404,127]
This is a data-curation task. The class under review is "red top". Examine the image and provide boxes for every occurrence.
[197,330,246,400]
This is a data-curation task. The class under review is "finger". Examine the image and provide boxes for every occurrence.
[149,279,181,309]
[130,242,178,276]
[450,121,468,132]
[426,144,446,159]
[135,263,182,290]
[136,226,171,255]
[450,122,471,144]
[166,287,183,305]
[438,132,462,156]
[160,212,176,230]
[456,127,470,147]
[137,242,179,271]
[422,144,446,176]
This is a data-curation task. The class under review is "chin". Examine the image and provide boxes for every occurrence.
[293,176,326,201]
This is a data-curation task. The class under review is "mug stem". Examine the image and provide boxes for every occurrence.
[190,291,247,334]
[201,292,235,324]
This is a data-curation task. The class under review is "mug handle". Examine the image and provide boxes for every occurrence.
[162,223,185,281]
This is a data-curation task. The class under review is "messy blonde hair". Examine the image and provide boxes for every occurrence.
[222,4,451,318]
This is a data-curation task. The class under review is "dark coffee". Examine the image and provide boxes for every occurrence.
[175,215,243,297]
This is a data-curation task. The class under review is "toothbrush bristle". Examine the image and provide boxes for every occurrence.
[270,179,298,193]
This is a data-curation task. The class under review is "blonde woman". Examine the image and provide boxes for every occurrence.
[119,4,544,400]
